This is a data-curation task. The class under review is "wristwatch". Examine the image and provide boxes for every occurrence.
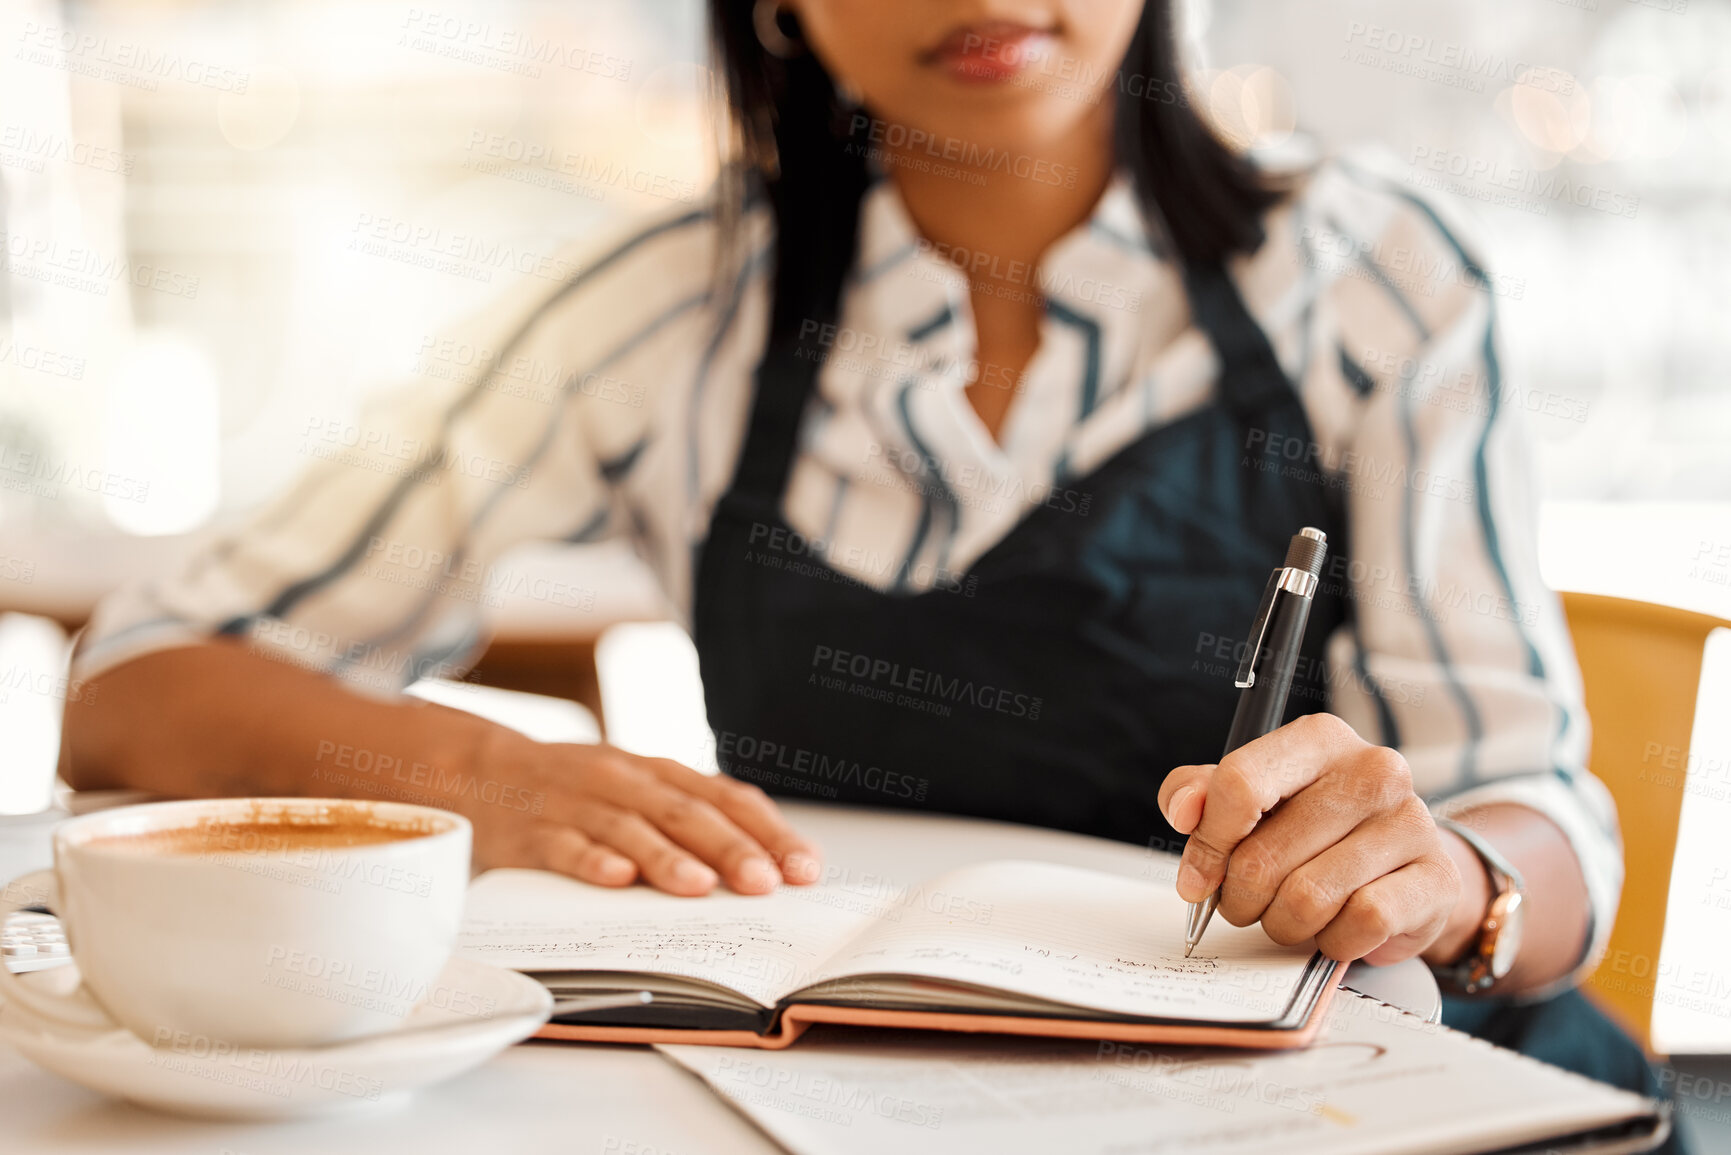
[1434,816,1527,994]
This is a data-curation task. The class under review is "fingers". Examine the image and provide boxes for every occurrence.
[648,759,823,887]
[1157,764,1212,834]
[1214,750,1422,924]
[1214,785,1370,926]
[541,747,821,895]
[1255,799,1440,942]
[573,802,724,896]
[526,825,638,888]
[1174,714,1368,902]
[1315,857,1457,965]
[634,778,782,894]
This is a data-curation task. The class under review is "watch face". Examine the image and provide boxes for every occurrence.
[1490,892,1525,978]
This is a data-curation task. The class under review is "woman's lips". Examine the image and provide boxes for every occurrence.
[924,21,1056,84]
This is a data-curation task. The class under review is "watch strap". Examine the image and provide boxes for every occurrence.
[1434,816,1526,893]
[1433,816,1526,994]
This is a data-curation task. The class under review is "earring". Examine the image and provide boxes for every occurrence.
[834,75,864,108]
[753,0,805,59]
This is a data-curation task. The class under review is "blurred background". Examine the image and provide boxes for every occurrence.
[0,0,1728,1067]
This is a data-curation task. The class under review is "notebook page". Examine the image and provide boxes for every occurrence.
[800,860,1316,1022]
[660,990,1661,1155]
[458,868,895,1007]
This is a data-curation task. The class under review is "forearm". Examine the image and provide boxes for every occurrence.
[1423,802,1592,995]
[61,641,527,810]
[61,640,822,896]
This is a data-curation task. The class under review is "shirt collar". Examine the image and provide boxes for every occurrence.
[822,174,1178,493]
[845,172,1168,352]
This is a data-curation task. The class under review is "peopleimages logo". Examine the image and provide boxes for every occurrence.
[712,1055,946,1130]
[910,238,1142,313]
[1406,145,1640,221]
[844,114,1080,189]
[714,731,930,802]
[809,644,1043,720]
[863,441,1093,518]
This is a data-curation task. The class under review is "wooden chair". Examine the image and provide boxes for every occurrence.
[1564,592,1730,1051]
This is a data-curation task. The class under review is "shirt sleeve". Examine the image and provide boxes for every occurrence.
[1298,160,1622,995]
[73,210,715,697]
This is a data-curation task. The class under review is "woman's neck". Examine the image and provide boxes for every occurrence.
[882,101,1117,279]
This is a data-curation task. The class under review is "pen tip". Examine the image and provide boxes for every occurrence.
[1184,943,1194,958]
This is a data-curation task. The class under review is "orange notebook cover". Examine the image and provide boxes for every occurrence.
[461,861,1344,1052]
[533,962,1344,1050]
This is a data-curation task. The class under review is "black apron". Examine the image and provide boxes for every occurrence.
[692,259,1349,853]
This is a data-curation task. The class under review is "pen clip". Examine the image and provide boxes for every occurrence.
[1234,569,1282,689]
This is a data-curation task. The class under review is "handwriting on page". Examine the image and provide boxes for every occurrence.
[810,861,1312,1022]
[1027,948,1220,975]
[460,869,892,1006]
[468,917,800,963]
[466,915,810,1004]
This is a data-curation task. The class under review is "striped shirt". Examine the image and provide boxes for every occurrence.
[75,153,1620,988]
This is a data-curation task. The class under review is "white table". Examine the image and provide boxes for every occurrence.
[0,800,1438,1153]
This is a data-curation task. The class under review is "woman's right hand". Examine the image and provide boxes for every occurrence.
[63,644,820,899]
[461,730,823,896]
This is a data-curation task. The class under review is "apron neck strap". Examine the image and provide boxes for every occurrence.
[1180,258,1299,423]
[726,303,829,507]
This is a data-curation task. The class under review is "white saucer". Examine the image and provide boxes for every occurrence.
[0,955,552,1119]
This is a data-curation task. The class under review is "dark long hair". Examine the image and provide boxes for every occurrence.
[708,0,1283,345]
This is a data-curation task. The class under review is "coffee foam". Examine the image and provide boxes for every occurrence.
[82,800,446,857]
[87,822,418,856]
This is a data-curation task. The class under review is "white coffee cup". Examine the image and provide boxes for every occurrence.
[0,797,471,1049]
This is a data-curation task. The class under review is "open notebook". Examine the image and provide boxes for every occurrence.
[459,859,1343,1049]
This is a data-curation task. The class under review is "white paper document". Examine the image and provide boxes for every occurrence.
[659,990,1666,1155]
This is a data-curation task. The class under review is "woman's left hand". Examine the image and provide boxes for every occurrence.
[1158,712,1467,965]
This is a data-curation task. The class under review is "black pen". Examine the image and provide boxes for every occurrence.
[1183,527,1329,957]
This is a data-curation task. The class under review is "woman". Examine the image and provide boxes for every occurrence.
[66,0,1672,1132]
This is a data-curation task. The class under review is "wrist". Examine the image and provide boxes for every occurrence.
[1424,827,1493,966]
[410,702,541,820]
